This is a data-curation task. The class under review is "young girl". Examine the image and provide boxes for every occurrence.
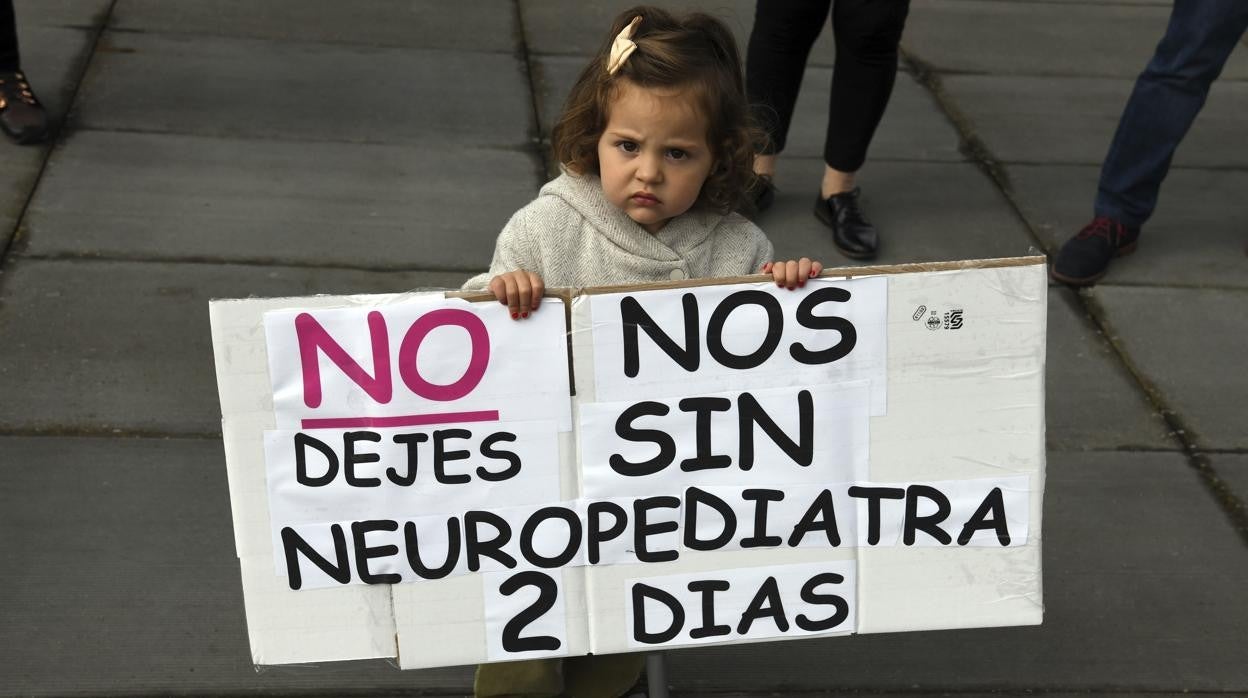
[467,6,821,696]
[466,6,822,318]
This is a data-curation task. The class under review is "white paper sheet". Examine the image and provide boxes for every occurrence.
[624,559,857,650]
[264,297,571,431]
[483,568,572,661]
[579,381,871,499]
[587,278,888,415]
[263,420,562,574]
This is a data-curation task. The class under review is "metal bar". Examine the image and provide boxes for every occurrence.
[646,652,669,697]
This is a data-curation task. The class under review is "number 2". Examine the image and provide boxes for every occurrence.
[500,571,561,652]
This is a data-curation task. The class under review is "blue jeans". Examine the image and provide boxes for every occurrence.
[1095,0,1248,229]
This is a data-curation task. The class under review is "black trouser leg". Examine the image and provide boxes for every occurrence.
[0,0,19,72]
[825,0,910,172]
[746,0,831,155]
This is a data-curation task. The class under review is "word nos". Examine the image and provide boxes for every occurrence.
[617,287,858,377]
[278,482,1020,590]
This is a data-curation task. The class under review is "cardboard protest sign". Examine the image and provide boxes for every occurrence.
[208,257,1046,669]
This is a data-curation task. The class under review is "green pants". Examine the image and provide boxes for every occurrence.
[474,653,646,698]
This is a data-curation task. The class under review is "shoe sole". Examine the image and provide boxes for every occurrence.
[834,244,878,261]
[0,124,49,145]
[1049,241,1138,287]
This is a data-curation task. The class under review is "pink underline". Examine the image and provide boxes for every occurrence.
[301,410,500,429]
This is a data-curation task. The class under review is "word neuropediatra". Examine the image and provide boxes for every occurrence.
[279,485,1012,590]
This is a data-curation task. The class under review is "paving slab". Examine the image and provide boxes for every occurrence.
[74,33,533,146]
[521,0,841,67]
[905,0,1248,79]
[13,0,111,28]
[1214,454,1248,506]
[110,0,517,52]
[0,259,470,435]
[666,450,1248,692]
[1009,164,1248,289]
[0,146,41,253]
[942,75,1248,167]
[756,159,1037,266]
[0,435,474,696]
[995,0,1170,4]
[22,130,539,270]
[534,56,960,163]
[0,25,95,250]
[1045,287,1171,451]
[1092,285,1248,451]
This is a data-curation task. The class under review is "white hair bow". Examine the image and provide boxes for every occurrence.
[607,16,643,75]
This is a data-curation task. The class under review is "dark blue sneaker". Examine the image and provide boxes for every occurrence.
[1051,216,1139,286]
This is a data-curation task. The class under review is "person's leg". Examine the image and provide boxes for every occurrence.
[745,0,831,175]
[823,0,910,196]
[0,0,50,145]
[812,0,908,259]
[1095,0,1248,228]
[1053,1,1248,286]
[0,0,18,72]
[473,658,564,697]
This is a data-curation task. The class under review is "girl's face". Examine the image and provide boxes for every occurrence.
[596,81,715,234]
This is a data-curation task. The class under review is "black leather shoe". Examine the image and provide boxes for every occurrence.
[1050,215,1139,286]
[0,70,50,145]
[814,187,878,260]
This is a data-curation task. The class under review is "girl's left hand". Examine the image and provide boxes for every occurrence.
[762,258,823,290]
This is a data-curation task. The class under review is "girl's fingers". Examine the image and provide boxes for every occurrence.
[502,274,522,318]
[768,260,828,289]
[489,276,508,305]
[527,272,545,312]
[784,260,800,289]
[514,273,533,317]
[490,271,544,319]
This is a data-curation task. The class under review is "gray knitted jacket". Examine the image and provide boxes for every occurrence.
[463,172,774,290]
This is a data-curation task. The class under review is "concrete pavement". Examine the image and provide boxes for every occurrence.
[1,0,1245,695]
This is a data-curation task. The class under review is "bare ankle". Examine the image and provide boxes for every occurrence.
[753,154,777,177]
[821,167,856,198]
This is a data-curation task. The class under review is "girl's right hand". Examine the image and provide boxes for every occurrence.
[488,270,545,320]
[762,258,822,290]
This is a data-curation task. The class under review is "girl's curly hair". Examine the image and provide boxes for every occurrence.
[551,6,762,215]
